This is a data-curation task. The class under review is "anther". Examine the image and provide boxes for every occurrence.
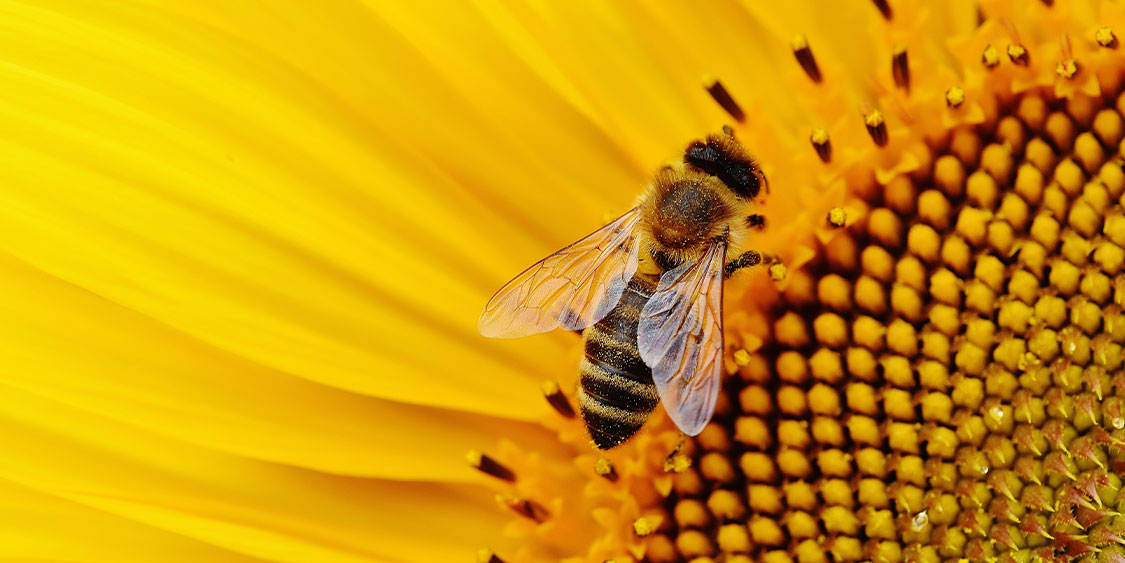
[1057,58,1079,79]
[594,457,618,482]
[769,262,787,281]
[790,35,822,83]
[477,549,506,563]
[892,45,910,92]
[664,452,692,473]
[705,78,745,123]
[540,380,575,418]
[982,45,1001,68]
[946,87,965,109]
[828,207,847,228]
[466,450,516,482]
[633,515,662,537]
[810,127,831,162]
[1007,44,1029,65]
[871,0,891,19]
[1097,27,1118,48]
[497,495,550,522]
[732,349,752,366]
[865,110,888,146]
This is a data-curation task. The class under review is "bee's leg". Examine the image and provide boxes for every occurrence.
[724,250,762,278]
[746,214,767,230]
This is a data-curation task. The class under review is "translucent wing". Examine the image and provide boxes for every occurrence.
[478,208,643,338]
[637,240,726,436]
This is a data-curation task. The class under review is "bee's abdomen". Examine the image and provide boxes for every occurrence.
[578,277,659,450]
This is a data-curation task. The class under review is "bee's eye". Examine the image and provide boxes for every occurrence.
[742,167,761,197]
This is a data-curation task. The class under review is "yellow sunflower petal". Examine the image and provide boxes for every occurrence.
[0,0,567,419]
[0,379,511,561]
[0,253,569,481]
[0,477,260,562]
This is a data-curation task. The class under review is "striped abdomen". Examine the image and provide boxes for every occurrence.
[577,275,660,449]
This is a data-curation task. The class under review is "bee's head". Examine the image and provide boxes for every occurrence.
[683,133,767,200]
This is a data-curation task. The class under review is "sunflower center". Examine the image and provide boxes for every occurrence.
[646,88,1125,562]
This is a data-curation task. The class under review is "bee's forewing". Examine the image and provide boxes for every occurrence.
[637,241,725,436]
[478,207,642,338]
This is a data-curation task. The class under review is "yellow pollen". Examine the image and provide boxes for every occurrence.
[593,457,617,480]
[768,262,787,281]
[1097,26,1118,48]
[732,348,751,366]
[1007,43,1029,65]
[1057,58,1079,79]
[827,207,846,228]
[633,515,660,537]
[663,452,692,473]
[982,44,1001,68]
[465,449,483,466]
[864,109,884,129]
[946,86,965,108]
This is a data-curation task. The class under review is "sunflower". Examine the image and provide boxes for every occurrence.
[2,0,1124,562]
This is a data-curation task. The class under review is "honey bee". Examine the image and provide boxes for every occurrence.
[479,130,769,449]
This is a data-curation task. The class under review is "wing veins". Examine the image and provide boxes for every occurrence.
[478,208,642,338]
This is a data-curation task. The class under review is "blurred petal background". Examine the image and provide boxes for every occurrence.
[3,0,1123,562]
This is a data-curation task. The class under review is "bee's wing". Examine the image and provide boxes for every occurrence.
[478,207,643,338]
[637,240,725,436]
